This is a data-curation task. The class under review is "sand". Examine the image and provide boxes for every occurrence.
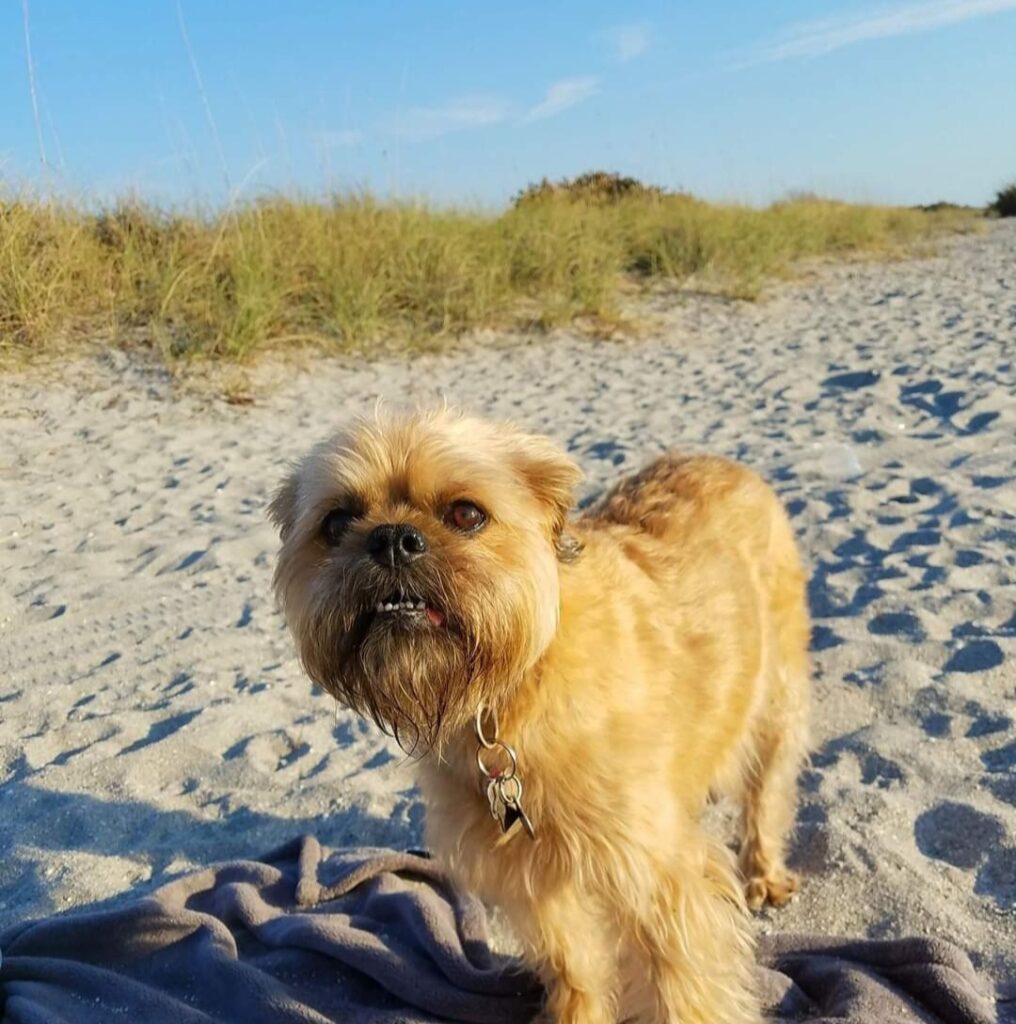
[1,222,1013,992]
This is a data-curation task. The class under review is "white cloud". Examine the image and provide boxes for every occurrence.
[521,76,600,123]
[394,96,513,142]
[314,129,364,149]
[733,0,1016,66]
[605,23,651,62]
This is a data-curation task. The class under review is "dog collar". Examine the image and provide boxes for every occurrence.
[474,705,536,842]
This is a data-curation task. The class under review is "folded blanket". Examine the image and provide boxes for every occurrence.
[0,836,1001,1024]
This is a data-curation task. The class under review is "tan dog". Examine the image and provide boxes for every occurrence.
[270,409,810,1024]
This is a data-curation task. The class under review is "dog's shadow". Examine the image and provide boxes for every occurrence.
[0,780,416,931]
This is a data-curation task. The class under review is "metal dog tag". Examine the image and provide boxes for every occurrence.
[486,778,508,829]
[487,775,536,840]
[475,704,536,842]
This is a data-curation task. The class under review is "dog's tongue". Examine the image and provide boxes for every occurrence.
[425,607,445,627]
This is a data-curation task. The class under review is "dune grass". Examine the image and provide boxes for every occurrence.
[0,190,979,365]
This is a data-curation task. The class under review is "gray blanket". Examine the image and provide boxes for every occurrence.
[0,836,1002,1023]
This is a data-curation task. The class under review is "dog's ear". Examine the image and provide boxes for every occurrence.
[268,470,301,541]
[512,435,583,561]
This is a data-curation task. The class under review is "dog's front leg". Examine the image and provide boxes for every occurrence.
[625,839,761,1024]
[525,884,618,1024]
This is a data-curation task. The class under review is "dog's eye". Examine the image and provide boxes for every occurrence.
[321,509,356,546]
[445,500,487,533]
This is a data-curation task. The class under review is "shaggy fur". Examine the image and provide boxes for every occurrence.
[271,409,811,1024]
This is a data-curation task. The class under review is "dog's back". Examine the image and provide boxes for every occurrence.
[585,453,789,551]
[583,450,809,678]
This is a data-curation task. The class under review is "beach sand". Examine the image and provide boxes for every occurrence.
[1,222,1013,988]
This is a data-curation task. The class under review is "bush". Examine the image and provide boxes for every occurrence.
[513,171,665,207]
[989,183,1016,218]
[914,201,966,213]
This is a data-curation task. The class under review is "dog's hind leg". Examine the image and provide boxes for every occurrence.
[739,713,807,909]
[739,546,810,911]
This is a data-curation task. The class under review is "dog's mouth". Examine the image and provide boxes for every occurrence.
[373,590,445,627]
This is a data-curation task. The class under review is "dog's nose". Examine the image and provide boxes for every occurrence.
[367,524,428,567]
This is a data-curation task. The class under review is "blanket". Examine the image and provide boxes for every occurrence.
[0,836,1002,1023]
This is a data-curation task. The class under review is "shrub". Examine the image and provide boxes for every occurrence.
[989,183,1016,218]
[513,171,665,207]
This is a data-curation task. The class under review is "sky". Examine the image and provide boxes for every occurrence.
[2,0,1015,208]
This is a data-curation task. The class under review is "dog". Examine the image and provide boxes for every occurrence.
[270,408,810,1024]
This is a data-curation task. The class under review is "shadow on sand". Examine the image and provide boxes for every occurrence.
[0,780,419,931]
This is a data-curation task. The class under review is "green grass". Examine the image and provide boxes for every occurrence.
[0,190,981,365]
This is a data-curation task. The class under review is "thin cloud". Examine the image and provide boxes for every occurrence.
[733,0,1016,66]
[394,96,513,142]
[521,76,600,123]
[604,23,651,62]
[314,129,364,149]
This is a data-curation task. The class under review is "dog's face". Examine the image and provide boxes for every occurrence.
[270,410,581,752]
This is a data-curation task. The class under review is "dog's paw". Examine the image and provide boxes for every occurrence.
[744,868,800,911]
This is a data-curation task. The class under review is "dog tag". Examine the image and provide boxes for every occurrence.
[475,705,536,842]
[488,776,536,841]
[486,777,509,830]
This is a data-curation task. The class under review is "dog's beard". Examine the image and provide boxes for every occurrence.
[352,621,470,752]
[297,561,485,754]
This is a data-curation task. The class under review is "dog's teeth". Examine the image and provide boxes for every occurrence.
[376,598,427,614]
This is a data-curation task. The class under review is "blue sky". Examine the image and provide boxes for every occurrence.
[2,0,1015,207]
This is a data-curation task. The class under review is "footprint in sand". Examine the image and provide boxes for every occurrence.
[915,801,1016,908]
[944,639,1005,673]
